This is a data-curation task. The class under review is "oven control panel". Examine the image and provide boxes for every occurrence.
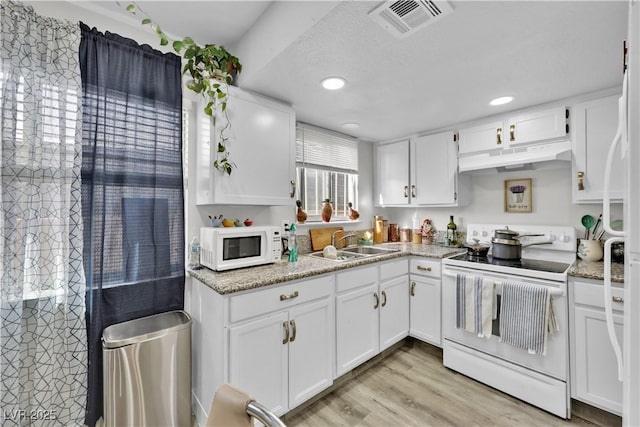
[466,224,577,253]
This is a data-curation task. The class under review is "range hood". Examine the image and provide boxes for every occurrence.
[458,139,572,173]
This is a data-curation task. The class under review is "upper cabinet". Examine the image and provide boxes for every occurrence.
[459,106,569,155]
[375,139,410,206]
[572,94,625,204]
[374,131,467,207]
[196,86,296,205]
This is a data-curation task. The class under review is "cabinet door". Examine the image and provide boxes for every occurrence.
[457,121,504,155]
[411,132,457,205]
[573,305,623,415]
[507,106,568,147]
[379,276,409,351]
[572,95,625,203]
[288,298,334,409]
[335,283,380,376]
[228,312,289,415]
[374,140,410,206]
[197,87,295,205]
[409,276,441,346]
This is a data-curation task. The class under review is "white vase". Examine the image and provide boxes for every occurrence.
[577,239,603,262]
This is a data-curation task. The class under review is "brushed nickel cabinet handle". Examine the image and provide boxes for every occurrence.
[280,291,299,301]
[404,185,409,198]
[374,292,380,309]
[381,290,387,307]
[416,265,432,272]
[289,320,297,342]
[577,171,585,191]
[509,124,515,142]
[410,282,416,297]
[282,321,289,345]
[290,180,296,198]
[411,185,416,198]
[613,296,624,303]
[496,127,502,145]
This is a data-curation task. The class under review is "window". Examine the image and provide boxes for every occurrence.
[296,123,359,220]
[0,72,80,300]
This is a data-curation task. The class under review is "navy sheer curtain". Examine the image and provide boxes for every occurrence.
[79,23,185,426]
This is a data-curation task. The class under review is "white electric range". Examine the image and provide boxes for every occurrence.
[441,224,577,419]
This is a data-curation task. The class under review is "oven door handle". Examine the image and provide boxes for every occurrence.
[441,270,565,296]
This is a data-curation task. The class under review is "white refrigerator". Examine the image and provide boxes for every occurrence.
[603,1,640,425]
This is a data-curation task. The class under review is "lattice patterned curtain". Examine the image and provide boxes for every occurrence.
[0,2,87,426]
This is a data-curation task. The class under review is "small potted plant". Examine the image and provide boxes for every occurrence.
[124,3,242,175]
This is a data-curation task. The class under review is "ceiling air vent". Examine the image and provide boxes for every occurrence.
[369,0,453,39]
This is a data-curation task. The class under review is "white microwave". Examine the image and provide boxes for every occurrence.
[200,226,282,271]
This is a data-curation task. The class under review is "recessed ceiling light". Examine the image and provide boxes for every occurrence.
[321,77,347,90]
[342,122,360,129]
[489,96,514,106]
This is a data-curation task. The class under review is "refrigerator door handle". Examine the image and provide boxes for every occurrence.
[604,236,625,381]
[603,71,628,238]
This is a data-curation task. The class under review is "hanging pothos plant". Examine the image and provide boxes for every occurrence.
[123,2,242,175]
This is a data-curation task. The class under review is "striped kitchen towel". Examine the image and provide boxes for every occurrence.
[455,273,495,338]
[499,281,556,355]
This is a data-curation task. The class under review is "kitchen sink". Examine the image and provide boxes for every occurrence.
[307,246,400,262]
[307,250,368,262]
[340,246,400,255]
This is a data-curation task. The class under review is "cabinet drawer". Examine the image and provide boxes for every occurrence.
[410,258,441,278]
[572,279,624,312]
[336,265,378,293]
[379,258,409,281]
[229,275,334,323]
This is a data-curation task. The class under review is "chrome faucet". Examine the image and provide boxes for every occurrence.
[332,230,358,248]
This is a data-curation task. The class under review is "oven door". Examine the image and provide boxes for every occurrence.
[441,265,568,381]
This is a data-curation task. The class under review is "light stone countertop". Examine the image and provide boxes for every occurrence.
[188,243,466,295]
[567,259,625,283]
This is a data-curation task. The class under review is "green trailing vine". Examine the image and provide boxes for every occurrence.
[122,2,242,175]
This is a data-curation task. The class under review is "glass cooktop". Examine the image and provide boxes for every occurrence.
[448,253,571,274]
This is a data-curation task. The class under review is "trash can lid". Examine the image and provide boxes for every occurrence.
[102,310,191,349]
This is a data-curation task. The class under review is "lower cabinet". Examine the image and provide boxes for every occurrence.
[570,277,624,415]
[409,258,442,346]
[189,274,334,424]
[335,259,409,377]
[228,297,333,414]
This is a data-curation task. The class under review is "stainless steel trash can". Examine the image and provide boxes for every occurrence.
[102,310,192,427]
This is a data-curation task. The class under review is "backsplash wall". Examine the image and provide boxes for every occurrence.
[376,166,623,241]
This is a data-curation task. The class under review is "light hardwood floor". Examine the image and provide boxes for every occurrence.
[284,340,621,427]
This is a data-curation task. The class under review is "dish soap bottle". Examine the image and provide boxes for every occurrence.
[446,215,457,247]
[189,236,201,269]
[288,223,298,262]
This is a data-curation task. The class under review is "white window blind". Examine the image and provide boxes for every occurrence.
[296,123,358,172]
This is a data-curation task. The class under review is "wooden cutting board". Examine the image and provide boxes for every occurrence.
[309,227,344,251]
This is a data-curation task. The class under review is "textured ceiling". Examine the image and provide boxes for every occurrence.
[63,1,629,143]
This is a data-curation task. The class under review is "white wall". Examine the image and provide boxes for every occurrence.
[376,165,623,238]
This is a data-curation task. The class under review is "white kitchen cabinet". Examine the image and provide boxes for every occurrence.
[572,95,625,203]
[335,259,409,376]
[457,106,568,156]
[335,265,380,376]
[570,277,624,415]
[379,260,409,350]
[374,132,466,207]
[374,139,410,206]
[507,106,568,148]
[229,312,289,415]
[409,258,442,346]
[458,120,504,155]
[196,85,296,206]
[411,132,463,206]
[189,274,334,424]
[229,297,333,414]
